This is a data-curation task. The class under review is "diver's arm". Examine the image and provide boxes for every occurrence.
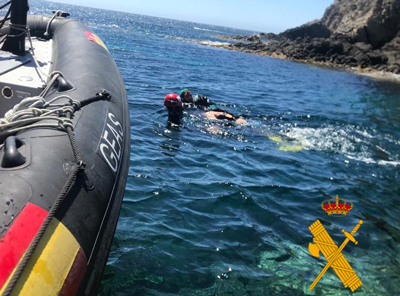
[205,111,246,123]
[216,111,237,121]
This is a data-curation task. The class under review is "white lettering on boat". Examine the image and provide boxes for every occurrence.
[100,112,124,173]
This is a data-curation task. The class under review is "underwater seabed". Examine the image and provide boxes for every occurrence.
[100,223,395,295]
[100,245,391,295]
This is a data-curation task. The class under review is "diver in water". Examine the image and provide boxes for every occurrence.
[180,88,246,123]
[164,93,246,124]
[179,89,193,104]
[180,89,216,110]
[164,93,183,125]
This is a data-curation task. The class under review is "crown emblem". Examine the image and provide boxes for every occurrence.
[321,195,353,217]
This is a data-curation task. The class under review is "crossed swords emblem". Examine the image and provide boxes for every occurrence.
[308,220,363,292]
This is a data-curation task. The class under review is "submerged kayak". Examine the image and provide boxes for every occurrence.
[0,1,130,295]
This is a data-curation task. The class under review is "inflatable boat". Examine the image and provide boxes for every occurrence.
[0,1,130,295]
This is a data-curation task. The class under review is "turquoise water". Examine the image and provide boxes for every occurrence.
[36,1,400,295]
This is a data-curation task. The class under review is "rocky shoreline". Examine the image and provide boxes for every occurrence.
[211,0,400,81]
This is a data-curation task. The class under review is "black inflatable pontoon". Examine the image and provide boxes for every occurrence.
[0,1,130,295]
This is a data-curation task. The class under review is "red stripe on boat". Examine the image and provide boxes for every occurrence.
[0,202,47,289]
[59,248,87,296]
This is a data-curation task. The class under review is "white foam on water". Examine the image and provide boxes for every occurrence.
[377,160,400,166]
[283,127,356,153]
[282,125,400,166]
[164,36,225,47]
[198,40,229,47]
[193,26,224,33]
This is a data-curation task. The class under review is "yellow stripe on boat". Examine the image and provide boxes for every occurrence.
[0,218,81,296]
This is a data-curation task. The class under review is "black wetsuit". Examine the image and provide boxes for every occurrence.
[193,95,216,109]
[183,94,216,110]
[184,95,240,122]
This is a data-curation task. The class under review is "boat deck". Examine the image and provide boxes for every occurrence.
[0,38,52,117]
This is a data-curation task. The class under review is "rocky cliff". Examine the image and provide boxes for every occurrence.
[215,0,400,75]
[321,0,400,49]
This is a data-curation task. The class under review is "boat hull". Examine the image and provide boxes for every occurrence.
[0,15,130,295]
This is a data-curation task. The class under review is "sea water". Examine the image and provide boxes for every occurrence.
[31,1,400,295]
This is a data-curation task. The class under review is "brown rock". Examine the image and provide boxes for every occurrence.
[321,0,400,49]
[280,20,331,40]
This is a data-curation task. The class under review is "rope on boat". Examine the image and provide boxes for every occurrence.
[1,89,112,296]
[0,22,51,81]
[0,0,11,10]
[26,28,49,80]
[0,1,12,33]
[0,9,63,81]
[0,8,112,293]
[0,89,111,139]
[41,72,63,95]
[1,154,83,296]
[0,75,72,138]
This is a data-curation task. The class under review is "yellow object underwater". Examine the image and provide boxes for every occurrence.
[279,145,304,152]
[268,135,304,152]
[268,136,283,143]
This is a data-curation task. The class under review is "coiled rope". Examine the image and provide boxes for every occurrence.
[0,73,76,139]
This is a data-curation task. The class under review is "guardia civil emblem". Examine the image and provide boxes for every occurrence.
[307,194,363,292]
[308,220,363,292]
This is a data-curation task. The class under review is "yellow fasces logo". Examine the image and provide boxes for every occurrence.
[308,220,363,292]
[84,31,109,51]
